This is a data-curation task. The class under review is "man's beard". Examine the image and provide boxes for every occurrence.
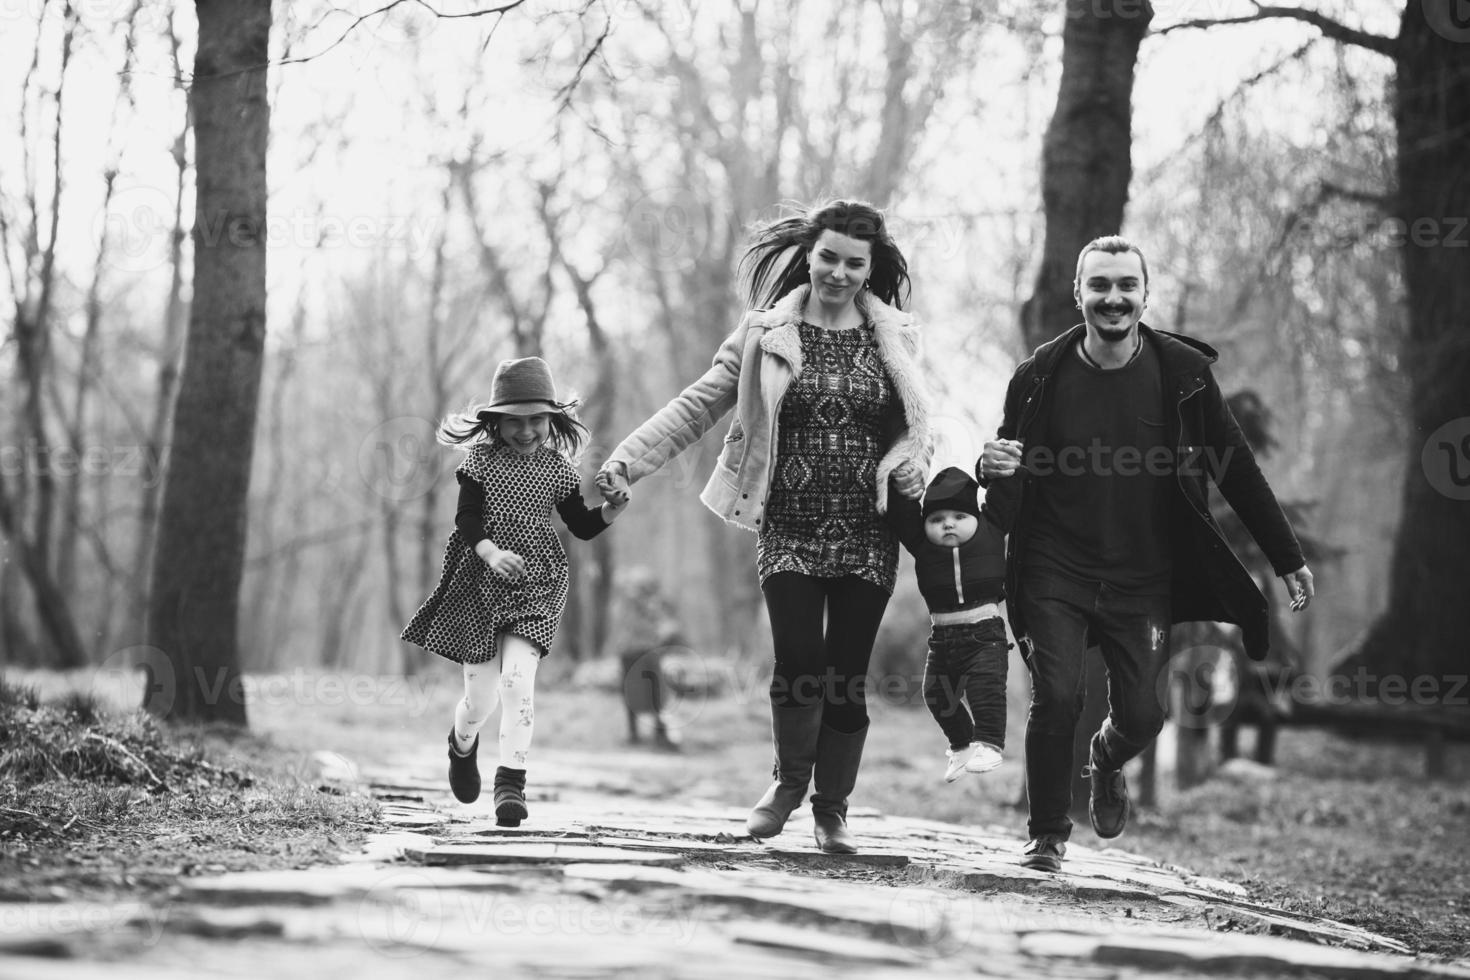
[1090,306,1136,342]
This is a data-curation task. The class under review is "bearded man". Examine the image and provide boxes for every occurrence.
[979,236,1314,872]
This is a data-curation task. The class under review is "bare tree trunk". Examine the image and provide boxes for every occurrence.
[0,7,87,668]
[0,470,88,667]
[57,1,146,610]
[125,18,191,648]
[320,532,371,668]
[539,185,618,657]
[145,0,270,725]
[1021,0,1153,351]
[1020,0,1154,819]
[1355,3,1470,702]
[0,563,40,666]
[21,8,76,580]
[407,179,459,676]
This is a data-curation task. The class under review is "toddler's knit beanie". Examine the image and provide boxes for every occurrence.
[921,467,982,521]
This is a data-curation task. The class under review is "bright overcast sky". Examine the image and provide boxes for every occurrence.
[0,0,1403,458]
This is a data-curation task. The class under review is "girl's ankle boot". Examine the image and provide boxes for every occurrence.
[447,730,481,803]
[493,766,528,827]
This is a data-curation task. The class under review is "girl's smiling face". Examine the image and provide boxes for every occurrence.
[497,413,551,454]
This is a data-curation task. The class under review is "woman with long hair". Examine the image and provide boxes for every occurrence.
[596,199,933,854]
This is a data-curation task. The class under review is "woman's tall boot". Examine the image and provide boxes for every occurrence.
[746,703,824,839]
[810,722,868,854]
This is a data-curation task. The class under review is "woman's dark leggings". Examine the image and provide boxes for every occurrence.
[761,572,891,734]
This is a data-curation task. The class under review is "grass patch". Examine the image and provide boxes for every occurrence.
[1129,775,1470,959]
[0,678,378,902]
[18,661,1461,962]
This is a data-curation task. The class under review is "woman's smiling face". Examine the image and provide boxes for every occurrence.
[807,229,872,309]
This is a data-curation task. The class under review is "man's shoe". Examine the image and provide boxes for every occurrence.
[1020,834,1066,872]
[447,730,481,804]
[964,741,1003,774]
[1084,754,1131,840]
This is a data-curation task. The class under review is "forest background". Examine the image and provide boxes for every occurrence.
[0,0,1447,716]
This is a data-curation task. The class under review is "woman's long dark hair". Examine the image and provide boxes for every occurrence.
[438,401,590,460]
[737,199,911,312]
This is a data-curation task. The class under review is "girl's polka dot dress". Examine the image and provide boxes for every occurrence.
[401,443,593,663]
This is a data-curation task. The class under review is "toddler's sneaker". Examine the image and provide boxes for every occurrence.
[943,746,970,782]
[964,741,1003,774]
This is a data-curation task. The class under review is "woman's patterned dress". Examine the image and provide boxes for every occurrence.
[757,321,901,593]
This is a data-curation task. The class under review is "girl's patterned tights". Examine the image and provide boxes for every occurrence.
[453,635,540,769]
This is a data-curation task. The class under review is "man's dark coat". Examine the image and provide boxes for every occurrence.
[981,324,1304,660]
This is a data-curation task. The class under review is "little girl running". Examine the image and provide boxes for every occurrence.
[401,356,624,826]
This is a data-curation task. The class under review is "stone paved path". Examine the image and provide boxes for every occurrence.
[2,745,1467,979]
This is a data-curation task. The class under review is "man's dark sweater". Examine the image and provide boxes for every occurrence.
[1024,338,1172,593]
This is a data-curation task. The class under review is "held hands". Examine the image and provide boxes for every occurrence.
[476,540,527,583]
[1282,565,1315,612]
[600,494,629,522]
[980,438,1025,480]
[594,461,631,506]
[891,460,926,499]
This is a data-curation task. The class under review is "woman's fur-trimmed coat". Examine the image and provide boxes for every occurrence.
[607,285,934,532]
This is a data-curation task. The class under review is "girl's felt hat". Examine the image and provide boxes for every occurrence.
[478,356,575,417]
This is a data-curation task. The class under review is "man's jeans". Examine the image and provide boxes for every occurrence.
[923,617,1009,751]
[1017,566,1172,840]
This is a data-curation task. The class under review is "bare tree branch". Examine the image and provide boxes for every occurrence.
[554,0,610,111]
[149,0,536,82]
[454,155,534,354]
[244,520,376,568]
[1140,39,1318,183]
[1318,179,1393,211]
[1151,1,1397,58]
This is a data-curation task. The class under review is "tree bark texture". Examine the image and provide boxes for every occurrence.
[145,0,270,725]
[1021,0,1153,819]
[1355,3,1470,705]
[1022,0,1153,351]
